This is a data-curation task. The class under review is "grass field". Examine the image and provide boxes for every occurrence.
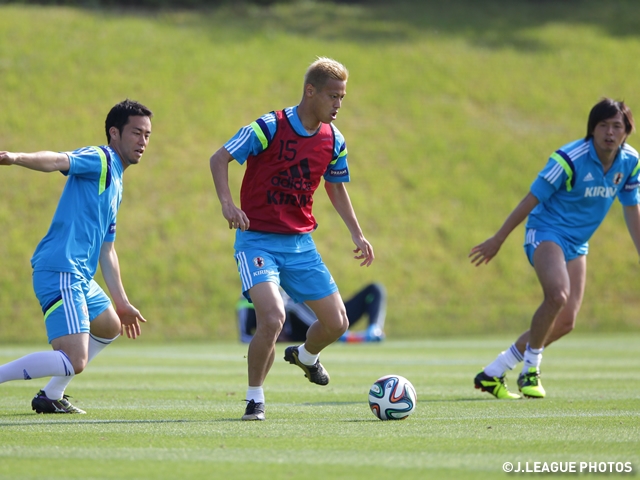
[0,334,638,479]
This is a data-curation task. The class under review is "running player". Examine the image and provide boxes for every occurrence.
[469,98,640,399]
[0,99,152,413]
[209,57,374,421]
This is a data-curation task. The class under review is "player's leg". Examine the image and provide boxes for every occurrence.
[476,256,585,399]
[33,279,118,413]
[283,292,346,386]
[241,281,285,421]
[361,282,387,340]
[39,308,120,407]
[281,250,344,386]
[0,272,89,412]
[0,334,80,383]
[475,233,567,400]
[234,249,285,421]
[236,297,257,344]
[511,255,586,350]
[246,281,286,387]
[541,255,586,346]
[517,241,570,398]
[340,283,387,342]
[305,292,349,352]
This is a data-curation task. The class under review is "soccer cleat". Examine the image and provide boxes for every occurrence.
[242,399,265,421]
[283,346,330,386]
[517,367,546,398]
[474,371,521,399]
[31,390,86,414]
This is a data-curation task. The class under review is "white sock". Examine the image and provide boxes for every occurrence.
[484,343,524,378]
[296,344,319,366]
[0,351,74,383]
[522,344,543,373]
[43,334,118,400]
[246,386,264,404]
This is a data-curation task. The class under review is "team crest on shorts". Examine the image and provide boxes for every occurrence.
[253,257,265,268]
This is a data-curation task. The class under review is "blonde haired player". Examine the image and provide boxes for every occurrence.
[210,57,374,420]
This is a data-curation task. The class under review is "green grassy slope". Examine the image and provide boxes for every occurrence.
[2,1,640,342]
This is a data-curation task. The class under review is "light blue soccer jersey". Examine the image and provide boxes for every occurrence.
[527,138,640,245]
[31,146,124,280]
[225,106,350,252]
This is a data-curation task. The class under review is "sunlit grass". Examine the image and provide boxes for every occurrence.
[0,334,638,479]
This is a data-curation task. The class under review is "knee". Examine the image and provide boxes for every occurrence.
[66,355,88,375]
[71,363,86,375]
[338,316,349,336]
[544,288,569,311]
[91,308,122,339]
[370,282,386,298]
[255,311,285,342]
[328,311,349,337]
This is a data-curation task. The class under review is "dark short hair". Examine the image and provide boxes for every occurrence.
[585,98,635,141]
[105,99,153,143]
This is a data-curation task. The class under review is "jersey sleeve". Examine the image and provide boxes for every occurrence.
[324,125,350,183]
[223,112,277,165]
[618,159,640,206]
[529,153,573,202]
[64,146,106,179]
[104,222,117,243]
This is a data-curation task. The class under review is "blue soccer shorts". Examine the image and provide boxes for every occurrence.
[524,228,588,266]
[234,248,338,304]
[32,271,111,343]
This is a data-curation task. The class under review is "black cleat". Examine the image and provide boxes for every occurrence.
[242,399,265,421]
[283,346,330,386]
[31,390,86,414]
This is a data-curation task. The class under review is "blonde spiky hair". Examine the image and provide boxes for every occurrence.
[304,57,349,91]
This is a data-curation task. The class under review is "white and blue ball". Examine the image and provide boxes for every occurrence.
[368,374,417,421]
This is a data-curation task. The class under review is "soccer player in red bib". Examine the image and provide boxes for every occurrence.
[210,57,374,421]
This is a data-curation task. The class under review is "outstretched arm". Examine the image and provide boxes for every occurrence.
[623,204,640,258]
[99,241,146,339]
[0,151,70,172]
[209,147,249,231]
[325,181,374,267]
[469,192,539,266]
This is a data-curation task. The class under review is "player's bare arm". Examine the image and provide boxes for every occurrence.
[99,241,146,339]
[469,192,539,266]
[0,151,70,172]
[325,181,375,266]
[209,147,250,231]
[622,204,640,258]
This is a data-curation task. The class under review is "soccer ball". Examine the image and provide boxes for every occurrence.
[368,374,417,421]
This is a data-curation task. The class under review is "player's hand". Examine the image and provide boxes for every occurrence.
[0,151,18,166]
[221,202,250,231]
[469,236,503,266]
[353,235,374,267]
[117,304,147,339]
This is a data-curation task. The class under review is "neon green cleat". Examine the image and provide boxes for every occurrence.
[517,367,546,398]
[474,371,521,399]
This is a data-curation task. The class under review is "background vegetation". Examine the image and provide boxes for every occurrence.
[2,0,640,343]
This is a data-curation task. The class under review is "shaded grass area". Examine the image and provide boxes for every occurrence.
[0,334,638,479]
[1,1,640,342]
